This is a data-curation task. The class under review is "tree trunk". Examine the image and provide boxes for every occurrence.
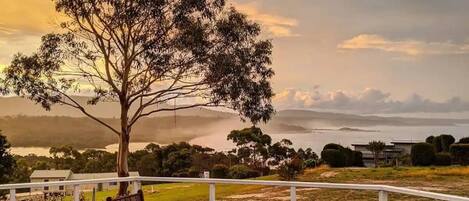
[374,153,378,168]
[117,133,130,196]
[117,103,130,196]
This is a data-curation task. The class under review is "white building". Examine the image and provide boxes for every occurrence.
[30,170,139,194]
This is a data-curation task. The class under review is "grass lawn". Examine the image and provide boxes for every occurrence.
[66,166,469,201]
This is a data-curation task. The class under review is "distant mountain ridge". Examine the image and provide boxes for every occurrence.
[1,97,469,126]
[0,96,233,118]
[2,97,469,148]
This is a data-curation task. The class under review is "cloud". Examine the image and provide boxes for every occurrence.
[338,34,469,56]
[274,88,469,114]
[233,1,299,37]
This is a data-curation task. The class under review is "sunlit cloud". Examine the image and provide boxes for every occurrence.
[338,34,469,56]
[274,87,469,114]
[233,1,299,37]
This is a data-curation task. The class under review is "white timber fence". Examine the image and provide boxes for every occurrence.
[1,176,469,201]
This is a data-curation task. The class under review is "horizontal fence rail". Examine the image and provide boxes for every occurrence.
[1,176,468,201]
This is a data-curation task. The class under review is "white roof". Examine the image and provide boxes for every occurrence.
[70,172,140,180]
[30,170,72,179]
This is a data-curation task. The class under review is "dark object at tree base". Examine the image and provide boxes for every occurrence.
[106,190,144,201]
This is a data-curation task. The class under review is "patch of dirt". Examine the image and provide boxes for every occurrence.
[226,193,267,199]
[320,171,338,178]
[408,186,448,192]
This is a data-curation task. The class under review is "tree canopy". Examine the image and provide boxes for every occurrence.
[0,0,275,195]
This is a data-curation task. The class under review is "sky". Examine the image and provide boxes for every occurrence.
[1,0,469,116]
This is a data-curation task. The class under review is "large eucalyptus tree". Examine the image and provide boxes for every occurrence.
[1,0,274,195]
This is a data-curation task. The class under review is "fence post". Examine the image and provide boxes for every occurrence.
[133,180,141,194]
[290,186,296,201]
[9,189,16,201]
[209,183,216,201]
[379,190,388,201]
[73,185,80,201]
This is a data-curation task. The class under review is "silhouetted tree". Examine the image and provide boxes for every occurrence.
[0,132,15,198]
[367,141,386,168]
[1,0,274,195]
[228,127,272,170]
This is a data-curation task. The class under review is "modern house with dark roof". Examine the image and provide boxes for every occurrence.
[352,140,421,167]
[30,170,139,194]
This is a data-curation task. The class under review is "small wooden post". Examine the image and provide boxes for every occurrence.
[92,187,96,201]
[379,190,388,201]
[209,183,216,201]
[73,185,80,201]
[290,186,296,201]
[132,181,141,194]
[9,189,16,201]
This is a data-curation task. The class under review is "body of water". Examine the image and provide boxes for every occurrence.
[10,125,469,156]
[190,125,469,154]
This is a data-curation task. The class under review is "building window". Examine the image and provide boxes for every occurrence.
[110,182,117,186]
[44,179,49,191]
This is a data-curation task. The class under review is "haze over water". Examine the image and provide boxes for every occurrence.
[11,125,469,157]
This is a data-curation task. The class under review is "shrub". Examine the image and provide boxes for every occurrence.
[450,144,469,165]
[439,134,455,152]
[411,143,436,166]
[352,151,364,167]
[304,159,319,168]
[278,157,304,181]
[321,149,346,167]
[211,164,229,178]
[430,134,455,152]
[425,136,435,144]
[188,166,201,177]
[459,137,469,144]
[434,153,452,166]
[228,165,260,179]
[323,143,343,151]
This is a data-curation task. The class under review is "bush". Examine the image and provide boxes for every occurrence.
[352,151,364,167]
[439,134,455,152]
[425,136,435,144]
[459,137,469,144]
[434,153,452,166]
[411,143,436,166]
[188,166,201,177]
[304,159,319,168]
[278,157,304,181]
[450,144,469,165]
[321,149,346,167]
[323,143,343,151]
[228,165,260,179]
[430,134,455,152]
[211,164,229,178]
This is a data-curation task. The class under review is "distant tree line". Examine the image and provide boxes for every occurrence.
[1,127,321,187]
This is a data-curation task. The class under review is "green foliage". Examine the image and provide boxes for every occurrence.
[211,164,229,178]
[411,143,436,166]
[0,132,15,198]
[320,144,361,167]
[428,134,455,152]
[278,157,304,181]
[321,149,346,167]
[323,143,343,151]
[297,148,319,168]
[434,153,452,166]
[450,144,469,165]
[228,127,272,169]
[0,132,15,184]
[367,141,386,168]
[425,136,435,144]
[458,137,469,144]
[352,151,365,167]
[228,165,260,179]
